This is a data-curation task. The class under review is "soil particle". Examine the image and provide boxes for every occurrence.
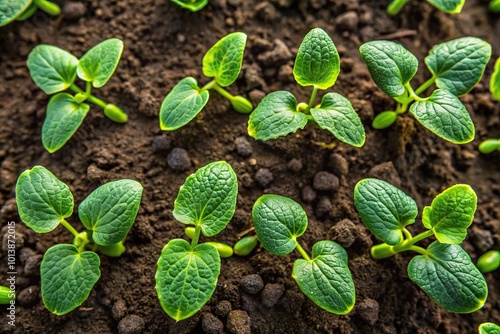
[255,2,278,22]
[152,136,172,153]
[215,300,232,318]
[87,164,107,182]
[315,196,332,218]
[23,254,42,276]
[255,168,274,187]
[278,64,294,83]
[19,248,35,264]
[313,171,340,191]
[368,161,401,188]
[226,310,251,334]
[244,64,266,90]
[234,136,253,157]
[269,0,295,8]
[239,274,264,295]
[169,314,201,334]
[301,185,317,203]
[257,39,293,66]
[335,11,359,31]
[261,283,285,308]
[112,299,127,321]
[167,148,191,172]
[62,2,87,21]
[287,158,303,172]
[17,285,40,306]
[0,157,17,192]
[117,314,145,334]
[240,173,253,188]
[356,298,380,325]
[248,89,266,105]
[328,153,349,177]
[470,226,494,253]
[329,218,357,248]
[202,313,224,334]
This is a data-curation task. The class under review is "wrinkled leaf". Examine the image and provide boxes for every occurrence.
[408,242,487,313]
[77,38,123,88]
[16,166,74,233]
[41,244,100,315]
[293,241,355,315]
[155,239,220,321]
[490,57,500,101]
[427,0,465,13]
[354,178,418,245]
[479,322,500,334]
[252,194,307,255]
[173,161,237,237]
[78,179,143,246]
[0,0,31,26]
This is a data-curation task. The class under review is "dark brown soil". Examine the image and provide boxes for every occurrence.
[1,0,500,333]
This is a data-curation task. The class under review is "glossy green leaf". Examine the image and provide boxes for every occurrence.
[427,0,465,13]
[422,184,477,244]
[173,161,237,237]
[359,40,418,97]
[409,89,474,144]
[247,91,307,140]
[293,241,355,315]
[310,93,365,147]
[41,93,90,153]
[490,57,500,101]
[408,242,487,313]
[479,322,500,334]
[41,244,100,315]
[78,179,143,246]
[16,166,74,233]
[202,32,247,87]
[77,38,124,88]
[159,77,209,131]
[425,37,491,96]
[354,178,418,245]
[293,28,340,90]
[27,45,79,95]
[155,239,220,321]
[171,0,208,11]
[490,0,500,12]
[252,194,307,255]
[0,0,31,26]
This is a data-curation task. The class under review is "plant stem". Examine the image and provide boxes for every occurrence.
[191,225,202,248]
[34,0,61,16]
[70,83,107,109]
[304,85,319,114]
[85,81,92,95]
[404,83,426,102]
[387,0,410,15]
[60,219,80,238]
[415,77,436,96]
[295,241,311,261]
[200,80,216,92]
[212,83,237,101]
[371,229,434,259]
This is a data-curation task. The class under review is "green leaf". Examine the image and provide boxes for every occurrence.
[76,38,124,88]
[15,166,74,233]
[252,194,308,255]
[409,89,474,144]
[171,0,208,11]
[427,0,465,13]
[479,322,500,334]
[310,93,365,147]
[27,44,79,95]
[408,242,487,313]
[78,179,143,246]
[173,161,237,237]
[247,91,308,140]
[359,40,418,97]
[422,184,477,244]
[425,37,491,96]
[41,244,100,315]
[293,28,340,90]
[41,93,90,153]
[490,57,500,101]
[155,239,220,321]
[202,32,247,87]
[293,241,355,315]
[490,0,500,12]
[0,0,31,26]
[354,178,418,245]
[159,77,209,131]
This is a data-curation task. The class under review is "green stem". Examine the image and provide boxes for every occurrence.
[200,80,216,92]
[85,81,92,95]
[191,225,202,248]
[407,229,434,246]
[415,77,436,96]
[212,83,237,101]
[295,242,311,261]
[404,83,426,102]
[34,0,61,16]
[387,0,410,15]
[61,219,80,238]
[402,228,413,240]
[304,85,319,114]
[371,229,434,260]
[70,83,107,109]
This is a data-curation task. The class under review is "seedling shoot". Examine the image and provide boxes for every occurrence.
[386,0,466,15]
[0,0,61,27]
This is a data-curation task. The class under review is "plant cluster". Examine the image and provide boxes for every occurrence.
[15,166,143,315]
[27,38,127,153]
[0,0,60,27]
[386,0,465,15]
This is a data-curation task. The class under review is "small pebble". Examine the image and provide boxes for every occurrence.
[287,158,303,172]
[313,172,339,191]
[240,274,264,295]
[261,283,284,307]
[329,153,349,176]
[202,313,224,334]
[336,11,359,31]
[240,173,253,188]
[301,185,316,203]
[249,90,266,105]
[255,168,274,187]
[152,136,171,152]
[215,300,232,318]
[167,148,191,172]
[226,310,251,334]
[24,254,42,276]
[112,299,127,321]
[315,197,332,218]
[330,219,357,247]
[471,227,494,253]
[255,2,277,21]
[235,137,253,157]
[118,315,145,334]
[356,298,379,325]
[62,2,87,20]
[17,286,40,306]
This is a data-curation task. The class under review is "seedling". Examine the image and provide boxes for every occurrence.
[171,0,208,11]
[354,178,487,313]
[27,38,127,153]
[386,0,465,15]
[184,227,234,258]
[479,57,500,153]
[477,250,500,273]
[248,28,365,147]
[479,323,500,334]
[252,194,356,314]
[15,166,143,315]
[0,286,14,304]
[233,235,259,256]
[360,37,491,144]
[0,0,60,27]
[159,32,252,131]
[155,161,238,321]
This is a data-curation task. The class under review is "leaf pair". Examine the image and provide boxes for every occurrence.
[248,28,365,147]
[159,32,250,131]
[16,166,143,315]
[0,0,60,27]
[252,195,355,315]
[27,38,125,153]
[360,37,491,144]
[156,161,238,321]
[354,178,487,313]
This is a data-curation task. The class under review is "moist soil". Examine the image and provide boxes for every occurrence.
[1,0,500,333]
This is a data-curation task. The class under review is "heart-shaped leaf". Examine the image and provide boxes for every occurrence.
[0,0,31,26]
[427,0,465,13]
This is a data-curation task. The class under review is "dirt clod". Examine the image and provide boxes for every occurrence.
[240,274,264,295]
[226,310,251,334]
[215,300,232,318]
[261,283,284,307]
[117,315,145,334]
[330,219,357,248]
[235,137,253,157]
[315,196,332,218]
[62,2,88,21]
[167,148,191,172]
[336,11,359,31]
[202,313,224,334]
[112,299,127,321]
[23,254,42,276]
[329,153,349,176]
[356,298,380,325]
[17,286,40,306]
[301,185,317,203]
[287,158,303,172]
[255,168,274,187]
[152,136,172,153]
[313,171,339,191]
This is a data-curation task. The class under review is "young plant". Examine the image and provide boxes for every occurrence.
[184,227,234,258]
[479,323,500,334]
[15,166,143,315]
[360,37,491,144]
[27,38,128,153]
[0,0,60,27]
[477,250,500,273]
[479,57,500,153]
[354,178,487,313]
[159,32,252,131]
[386,0,465,15]
[155,161,238,321]
[252,194,356,314]
[171,0,208,11]
[248,28,365,147]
